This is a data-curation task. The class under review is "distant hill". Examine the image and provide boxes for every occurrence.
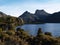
[46,12,60,23]
[19,10,60,24]
[19,11,39,24]
[19,10,50,24]
[34,10,49,23]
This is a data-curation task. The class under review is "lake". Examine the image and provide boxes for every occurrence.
[16,23,60,37]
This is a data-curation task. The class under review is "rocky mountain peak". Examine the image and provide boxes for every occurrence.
[35,9,49,15]
[23,11,31,15]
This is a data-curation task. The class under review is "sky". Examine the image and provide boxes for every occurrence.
[0,0,60,17]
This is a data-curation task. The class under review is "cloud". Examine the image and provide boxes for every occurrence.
[0,0,60,17]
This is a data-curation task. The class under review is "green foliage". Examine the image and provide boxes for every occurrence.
[16,28,30,40]
[0,16,24,31]
[6,30,15,35]
[0,28,60,45]
[37,28,43,37]
[0,29,2,32]
[45,32,52,36]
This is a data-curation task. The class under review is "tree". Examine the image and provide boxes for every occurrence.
[37,28,43,37]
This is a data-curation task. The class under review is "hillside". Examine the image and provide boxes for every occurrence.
[46,12,60,23]
[0,11,24,30]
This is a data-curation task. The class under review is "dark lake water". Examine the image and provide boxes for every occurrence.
[16,23,60,37]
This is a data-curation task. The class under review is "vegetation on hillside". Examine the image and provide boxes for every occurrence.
[0,15,24,31]
[0,28,60,45]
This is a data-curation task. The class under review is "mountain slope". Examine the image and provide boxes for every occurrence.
[35,10,49,16]
[19,11,39,24]
[19,10,50,24]
[34,10,49,23]
[46,12,60,22]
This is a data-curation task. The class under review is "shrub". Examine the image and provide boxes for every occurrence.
[45,32,52,36]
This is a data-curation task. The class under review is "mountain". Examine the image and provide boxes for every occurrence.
[34,10,49,23]
[19,10,50,24]
[19,11,39,24]
[46,12,60,23]
[19,10,60,24]
[35,10,49,16]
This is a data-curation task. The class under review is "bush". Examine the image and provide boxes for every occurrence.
[45,32,52,36]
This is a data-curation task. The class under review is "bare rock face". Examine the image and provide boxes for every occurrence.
[35,9,49,16]
[19,10,49,24]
